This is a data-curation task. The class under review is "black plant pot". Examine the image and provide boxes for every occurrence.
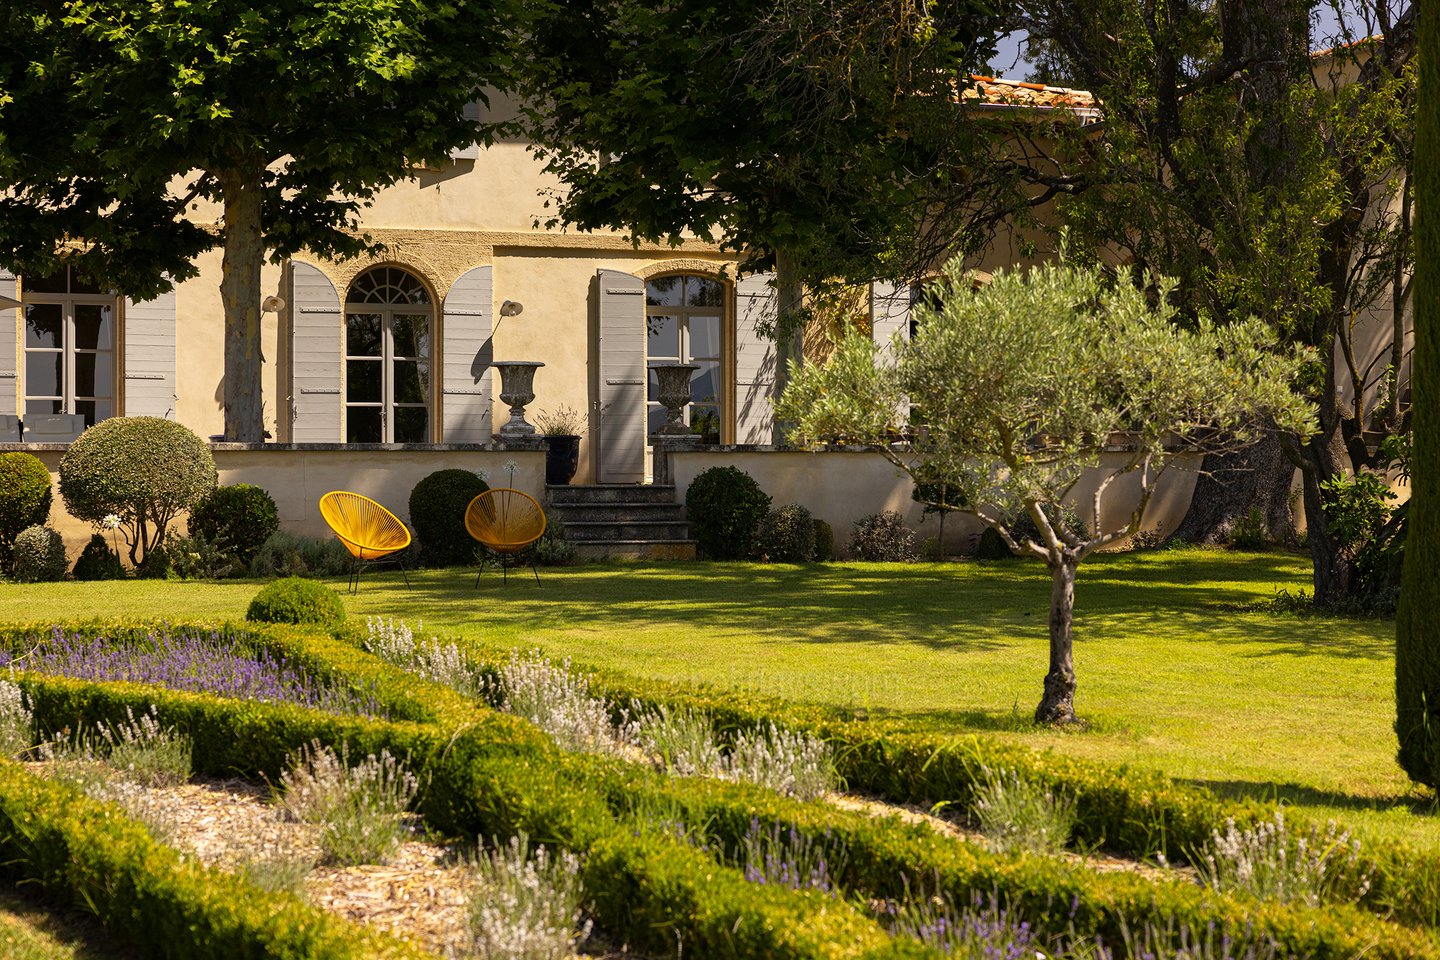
[544,434,581,485]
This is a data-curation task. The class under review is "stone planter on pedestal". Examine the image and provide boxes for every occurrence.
[493,361,545,439]
[650,363,700,485]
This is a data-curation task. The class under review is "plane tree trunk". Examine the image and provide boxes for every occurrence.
[218,167,266,443]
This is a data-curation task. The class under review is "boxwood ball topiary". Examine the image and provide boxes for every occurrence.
[59,417,216,568]
[754,503,816,563]
[13,525,66,583]
[0,452,53,563]
[408,468,489,567]
[246,577,346,627]
[187,483,280,564]
[685,466,771,560]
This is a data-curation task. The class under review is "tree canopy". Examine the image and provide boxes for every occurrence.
[778,258,1315,722]
[0,0,520,440]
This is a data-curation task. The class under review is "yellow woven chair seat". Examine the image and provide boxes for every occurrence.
[465,489,547,555]
[319,491,412,561]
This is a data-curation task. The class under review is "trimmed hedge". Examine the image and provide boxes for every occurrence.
[247,578,346,627]
[0,760,423,960]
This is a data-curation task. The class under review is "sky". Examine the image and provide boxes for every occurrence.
[985,5,1369,81]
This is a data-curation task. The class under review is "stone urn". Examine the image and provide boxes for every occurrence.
[493,361,545,439]
[652,363,700,437]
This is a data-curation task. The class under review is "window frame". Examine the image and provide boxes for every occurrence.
[20,268,119,428]
[342,267,434,444]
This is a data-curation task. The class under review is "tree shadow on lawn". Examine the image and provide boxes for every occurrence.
[1182,776,1437,820]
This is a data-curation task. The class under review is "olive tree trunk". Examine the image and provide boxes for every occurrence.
[219,169,267,443]
[1036,555,1079,725]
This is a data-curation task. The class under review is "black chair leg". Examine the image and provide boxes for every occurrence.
[531,559,540,586]
[398,558,411,590]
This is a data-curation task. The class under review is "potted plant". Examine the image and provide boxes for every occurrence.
[534,405,583,485]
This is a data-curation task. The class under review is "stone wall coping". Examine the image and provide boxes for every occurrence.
[0,440,548,453]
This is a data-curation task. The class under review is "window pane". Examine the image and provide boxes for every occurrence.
[24,271,67,294]
[74,352,115,399]
[25,351,62,397]
[392,314,430,358]
[393,360,427,404]
[25,398,63,416]
[646,276,683,307]
[24,304,62,348]
[74,304,113,350]
[687,277,724,307]
[691,361,719,404]
[346,359,382,403]
[647,314,679,358]
[393,406,428,443]
[346,407,382,443]
[75,400,113,427]
[647,367,658,402]
[689,315,720,358]
[646,403,668,435]
[346,313,382,357]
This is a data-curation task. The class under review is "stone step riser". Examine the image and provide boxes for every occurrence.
[546,484,678,505]
[562,521,694,542]
[548,504,686,524]
[573,541,698,561]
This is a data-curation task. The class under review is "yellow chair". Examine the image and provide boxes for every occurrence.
[319,491,413,593]
[464,488,547,585]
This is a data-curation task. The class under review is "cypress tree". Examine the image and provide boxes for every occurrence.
[1397,3,1440,788]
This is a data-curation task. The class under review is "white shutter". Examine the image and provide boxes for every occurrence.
[442,265,493,443]
[596,269,646,483]
[870,281,912,358]
[0,269,15,418]
[290,262,343,442]
[734,271,776,445]
[450,102,482,161]
[122,287,177,419]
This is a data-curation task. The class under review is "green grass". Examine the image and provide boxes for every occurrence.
[4,549,1435,851]
[0,888,129,960]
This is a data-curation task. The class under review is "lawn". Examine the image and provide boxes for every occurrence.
[5,548,1432,850]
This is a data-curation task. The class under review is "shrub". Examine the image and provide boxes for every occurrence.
[686,466,771,560]
[532,515,580,567]
[848,511,917,562]
[754,504,816,563]
[165,533,242,580]
[248,530,352,578]
[12,525,66,583]
[246,577,346,627]
[0,680,32,759]
[0,452,52,568]
[811,519,834,561]
[72,533,125,580]
[409,468,489,567]
[468,834,592,960]
[186,483,279,565]
[58,417,216,568]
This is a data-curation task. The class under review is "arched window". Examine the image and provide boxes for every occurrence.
[344,267,432,443]
[22,266,117,427]
[645,274,723,437]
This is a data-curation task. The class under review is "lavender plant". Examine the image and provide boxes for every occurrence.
[1100,915,1288,960]
[0,626,384,717]
[97,705,192,787]
[467,833,592,960]
[236,842,318,895]
[889,890,1044,959]
[722,724,836,801]
[486,651,635,756]
[277,740,419,866]
[0,679,32,758]
[635,702,722,778]
[972,767,1076,856]
[1197,809,1373,907]
[736,818,844,897]
[363,617,482,698]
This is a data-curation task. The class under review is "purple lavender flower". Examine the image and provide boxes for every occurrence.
[2,626,384,717]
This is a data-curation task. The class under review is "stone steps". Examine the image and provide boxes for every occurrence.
[545,484,696,560]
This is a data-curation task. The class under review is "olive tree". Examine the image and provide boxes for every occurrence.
[60,417,217,568]
[778,259,1316,724]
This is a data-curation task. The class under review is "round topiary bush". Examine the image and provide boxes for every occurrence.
[13,525,66,583]
[246,577,346,627]
[0,452,53,567]
[187,483,279,564]
[72,533,125,581]
[59,417,216,568]
[848,511,918,562]
[812,518,834,562]
[408,469,489,567]
[754,503,816,563]
[685,466,772,560]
